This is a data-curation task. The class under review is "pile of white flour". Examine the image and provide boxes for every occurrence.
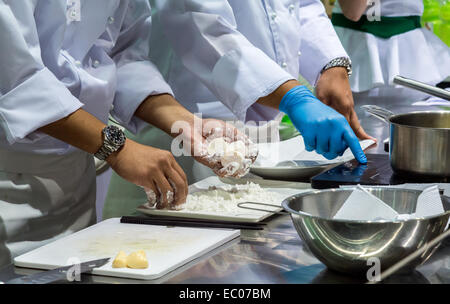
[182,182,284,214]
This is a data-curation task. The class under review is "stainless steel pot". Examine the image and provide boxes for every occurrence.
[362,105,450,177]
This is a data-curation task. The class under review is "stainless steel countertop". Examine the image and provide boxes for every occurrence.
[0,104,448,284]
[0,213,449,284]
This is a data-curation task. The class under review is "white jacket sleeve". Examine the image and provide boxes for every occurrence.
[0,2,83,144]
[156,0,295,121]
[110,0,174,134]
[298,0,349,85]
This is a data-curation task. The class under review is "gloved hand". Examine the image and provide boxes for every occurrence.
[279,85,367,163]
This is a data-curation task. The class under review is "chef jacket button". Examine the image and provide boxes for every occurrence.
[271,13,277,21]
[110,104,114,111]
[74,60,82,67]
[281,62,287,68]
[93,60,100,68]
[298,51,302,56]
[108,16,115,24]
[288,4,295,13]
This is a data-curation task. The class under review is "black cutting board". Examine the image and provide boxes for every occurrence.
[311,154,449,189]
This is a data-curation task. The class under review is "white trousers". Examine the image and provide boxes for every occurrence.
[0,149,96,268]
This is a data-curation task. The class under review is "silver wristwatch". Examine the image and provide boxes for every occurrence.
[94,125,126,161]
[321,57,352,77]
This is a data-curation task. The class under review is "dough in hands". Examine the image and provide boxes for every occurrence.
[207,138,247,175]
[221,150,245,175]
[227,140,246,155]
[207,138,228,156]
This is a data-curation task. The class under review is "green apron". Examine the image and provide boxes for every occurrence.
[332,13,422,39]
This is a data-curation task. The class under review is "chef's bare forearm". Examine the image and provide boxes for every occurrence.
[256,79,301,109]
[338,0,368,21]
[134,93,195,137]
[39,109,106,154]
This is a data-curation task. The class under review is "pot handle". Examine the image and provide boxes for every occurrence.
[394,75,450,101]
[237,202,288,215]
[361,105,395,124]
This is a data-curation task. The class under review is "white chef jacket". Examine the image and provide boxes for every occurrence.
[0,0,173,155]
[150,0,348,122]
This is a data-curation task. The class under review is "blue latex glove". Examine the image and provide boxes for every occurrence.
[279,86,367,164]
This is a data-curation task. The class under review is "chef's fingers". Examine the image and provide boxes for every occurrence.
[202,120,225,140]
[234,162,251,178]
[215,166,229,178]
[222,123,238,142]
[349,110,376,141]
[343,126,367,164]
[153,174,175,210]
[302,130,316,152]
[228,164,245,179]
[354,124,376,142]
[329,130,348,156]
[322,152,339,160]
[170,158,188,191]
[166,169,187,209]
[142,183,159,208]
[316,133,330,155]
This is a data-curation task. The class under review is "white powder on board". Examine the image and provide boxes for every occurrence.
[182,182,285,214]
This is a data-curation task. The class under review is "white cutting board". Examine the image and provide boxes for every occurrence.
[14,218,240,280]
[137,176,311,223]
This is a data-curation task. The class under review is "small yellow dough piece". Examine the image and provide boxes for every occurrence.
[127,250,149,269]
[112,250,128,268]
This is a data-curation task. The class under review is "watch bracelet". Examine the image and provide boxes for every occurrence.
[322,57,352,76]
[94,134,118,160]
[94,143,114,161]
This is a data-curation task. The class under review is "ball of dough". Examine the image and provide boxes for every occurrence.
[221,150,245,168]
[227,140,246,155]
[207,138,228,156]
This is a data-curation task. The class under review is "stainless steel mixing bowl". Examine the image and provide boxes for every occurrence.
[282,187,450,275]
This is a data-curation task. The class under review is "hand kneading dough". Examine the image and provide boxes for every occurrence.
[127,250,149,269]
[221,150,244,169]
[227,140,246,155]
[207,138,246,172]
[112,250,128,268]
[207,138,228,156]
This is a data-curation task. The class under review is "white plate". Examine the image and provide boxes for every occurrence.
[137,177,312,223]
[250,162,337,181]
[250,138,376,180]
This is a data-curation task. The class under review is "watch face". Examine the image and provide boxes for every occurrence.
[104,125,126,146]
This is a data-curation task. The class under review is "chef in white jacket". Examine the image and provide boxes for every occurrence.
[333,0,450,137]
[103,0,375,219]
[0,0,248,267]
